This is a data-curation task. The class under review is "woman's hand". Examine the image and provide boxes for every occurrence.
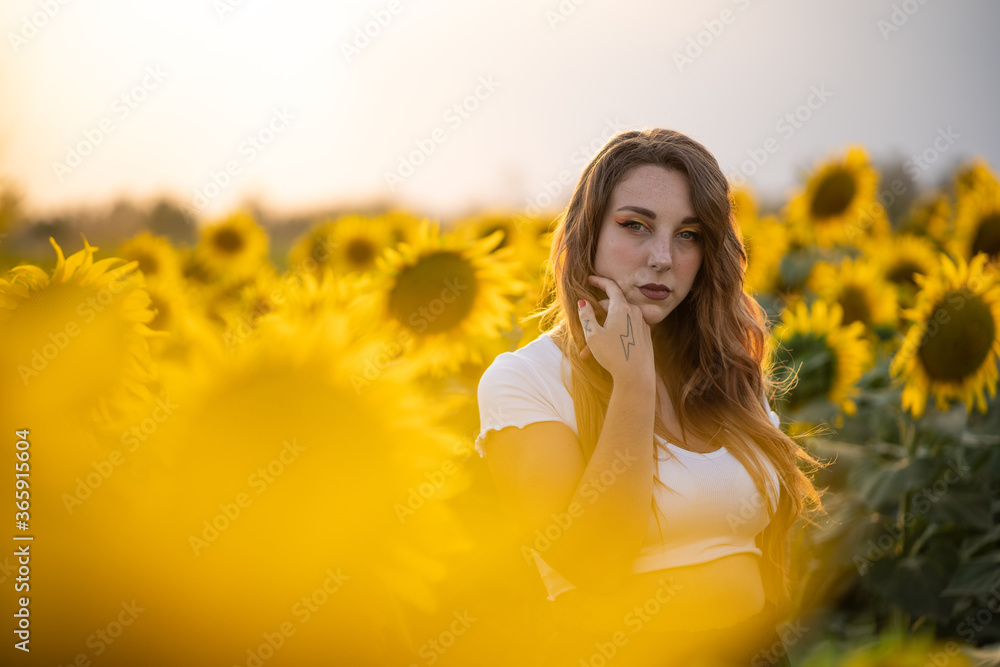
[577,274,655,383]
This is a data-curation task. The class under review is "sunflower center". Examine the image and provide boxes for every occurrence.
[346,238,376,267]
[839,285,872,326]
[134,252,160,276]
[917,290,996,382]
[971,213,1000,261]
[773,334,837,409]
[887,260,923,288]
[213,228,245,254]
[388,251,479,335]
[810,169,857,220]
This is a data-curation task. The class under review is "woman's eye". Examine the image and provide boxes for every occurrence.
[678,230,700,241]
[618,220,646,232]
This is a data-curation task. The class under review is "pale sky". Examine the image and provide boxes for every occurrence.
[1,0,997,223]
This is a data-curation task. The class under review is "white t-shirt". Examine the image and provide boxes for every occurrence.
[476,330,782,601]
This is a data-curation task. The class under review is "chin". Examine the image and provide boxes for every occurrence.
[642,307,670,326]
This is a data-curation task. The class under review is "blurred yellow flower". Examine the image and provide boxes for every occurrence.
[808,256,898,331]
[953,157,1000,198]
[138,306,472,660]
[784,146,891,248]
[116,230,183,285]
[949,179,1000,264]
[861,233,940,309]
[741,213,790,295]
[289,213,397,279]
[351,219,528,377]
[771,299,871,416]
[891,252,1000,418]
[194,209,270,281]
[898,191,952,244]
[0,235,161,429]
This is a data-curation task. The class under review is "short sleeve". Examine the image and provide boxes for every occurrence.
[475,353,566,458]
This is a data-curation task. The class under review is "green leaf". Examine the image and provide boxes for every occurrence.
[856,457,938,509]
[942,552,1000,596]
[869,543,959,620]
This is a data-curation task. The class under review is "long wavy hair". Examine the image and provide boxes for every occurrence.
[529,128,826,616]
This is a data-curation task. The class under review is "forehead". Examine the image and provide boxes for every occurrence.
[608,165,694,215]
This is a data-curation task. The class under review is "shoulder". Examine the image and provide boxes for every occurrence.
[478,333,564,394]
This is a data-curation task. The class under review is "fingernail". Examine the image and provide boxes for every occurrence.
[578,299,586,309]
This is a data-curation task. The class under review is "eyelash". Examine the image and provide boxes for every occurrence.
[618,220,701,241]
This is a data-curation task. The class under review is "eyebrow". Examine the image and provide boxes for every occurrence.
[615,205,701,225]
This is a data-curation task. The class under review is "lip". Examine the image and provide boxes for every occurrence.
[638,285,671,300]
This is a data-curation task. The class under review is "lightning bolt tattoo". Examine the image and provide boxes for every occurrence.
[619,313,635,361]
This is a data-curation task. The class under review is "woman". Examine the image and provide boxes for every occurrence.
[475,128,824,666]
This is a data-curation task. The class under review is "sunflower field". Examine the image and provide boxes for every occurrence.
[0,145,998,666]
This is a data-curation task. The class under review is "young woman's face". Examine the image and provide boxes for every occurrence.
[593,165,704,326]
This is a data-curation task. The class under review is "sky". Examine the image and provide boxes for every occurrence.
[1,0,998,224]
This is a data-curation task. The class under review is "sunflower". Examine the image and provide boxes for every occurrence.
[771,299,872,417]
[860,233,940,309]
[454,211,520,251]
[381,208,425,246]
[0,235,161,421]
[730,185,759,226]
[289,213,396,279]
[740,214,790,295]
[194,210,269,281]
[898,191,952,245]
[953,157,1000,198]
[948,181,1000,264]
[116,231,183,285]
[784,145,891,248]
[350,219,528,377]
[142,277,223,373]
[454,211,547,284]
[808,256,898,333]
[890,253,1000,418]
[135,306,472,661]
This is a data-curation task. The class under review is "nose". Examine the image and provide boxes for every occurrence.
[649,235,672,271]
